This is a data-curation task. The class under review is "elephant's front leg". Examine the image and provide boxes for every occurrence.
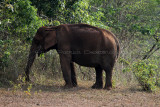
[60,54,73,88]
[70,62,77,87]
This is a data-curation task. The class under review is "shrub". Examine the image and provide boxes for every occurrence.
[132,60,158,91]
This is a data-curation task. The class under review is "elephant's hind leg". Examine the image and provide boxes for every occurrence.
[70,62,77,87]
[103,65,113,90]
[92,66,103,89]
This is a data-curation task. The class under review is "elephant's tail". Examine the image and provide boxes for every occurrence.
[116,38,120,60]
[114,35,120,60]
[107,31,120,60]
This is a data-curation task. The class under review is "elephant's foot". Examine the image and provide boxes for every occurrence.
[64,84,74,89]
[92,82,103,89]
[72,83,77,87]
[104,86,112,90]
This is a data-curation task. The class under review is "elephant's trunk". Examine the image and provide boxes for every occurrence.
[25,45,36,82]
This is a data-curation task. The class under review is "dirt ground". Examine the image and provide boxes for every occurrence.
[0,81,160,107]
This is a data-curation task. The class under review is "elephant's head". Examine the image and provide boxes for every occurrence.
[25,26,57,81]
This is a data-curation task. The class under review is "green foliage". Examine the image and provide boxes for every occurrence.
[52,20,60,26]
[30,0,61,18]
[0,0,43,34]
[133,60,158,91]
[0,0,47,85]
[0,40,11,69]
[123,60,159,92]
[62,0,109,29]
[10,75,33,96]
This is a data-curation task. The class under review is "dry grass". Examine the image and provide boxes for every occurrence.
[0,81,160,107]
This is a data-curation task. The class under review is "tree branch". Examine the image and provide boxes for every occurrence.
[143,32,160,60]
[143,43,157,60]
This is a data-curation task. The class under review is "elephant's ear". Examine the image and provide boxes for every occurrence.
[44,30,57,50]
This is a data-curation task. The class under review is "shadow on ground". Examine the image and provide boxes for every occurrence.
[20,82,91,93]
[0,80,146,93]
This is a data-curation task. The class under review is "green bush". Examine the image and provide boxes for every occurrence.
[133,60,158,91]
[0,0,47,86]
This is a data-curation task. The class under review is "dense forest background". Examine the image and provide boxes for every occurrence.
[0,0,160,91]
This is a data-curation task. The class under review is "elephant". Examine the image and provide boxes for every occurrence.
[25,24,120,90]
